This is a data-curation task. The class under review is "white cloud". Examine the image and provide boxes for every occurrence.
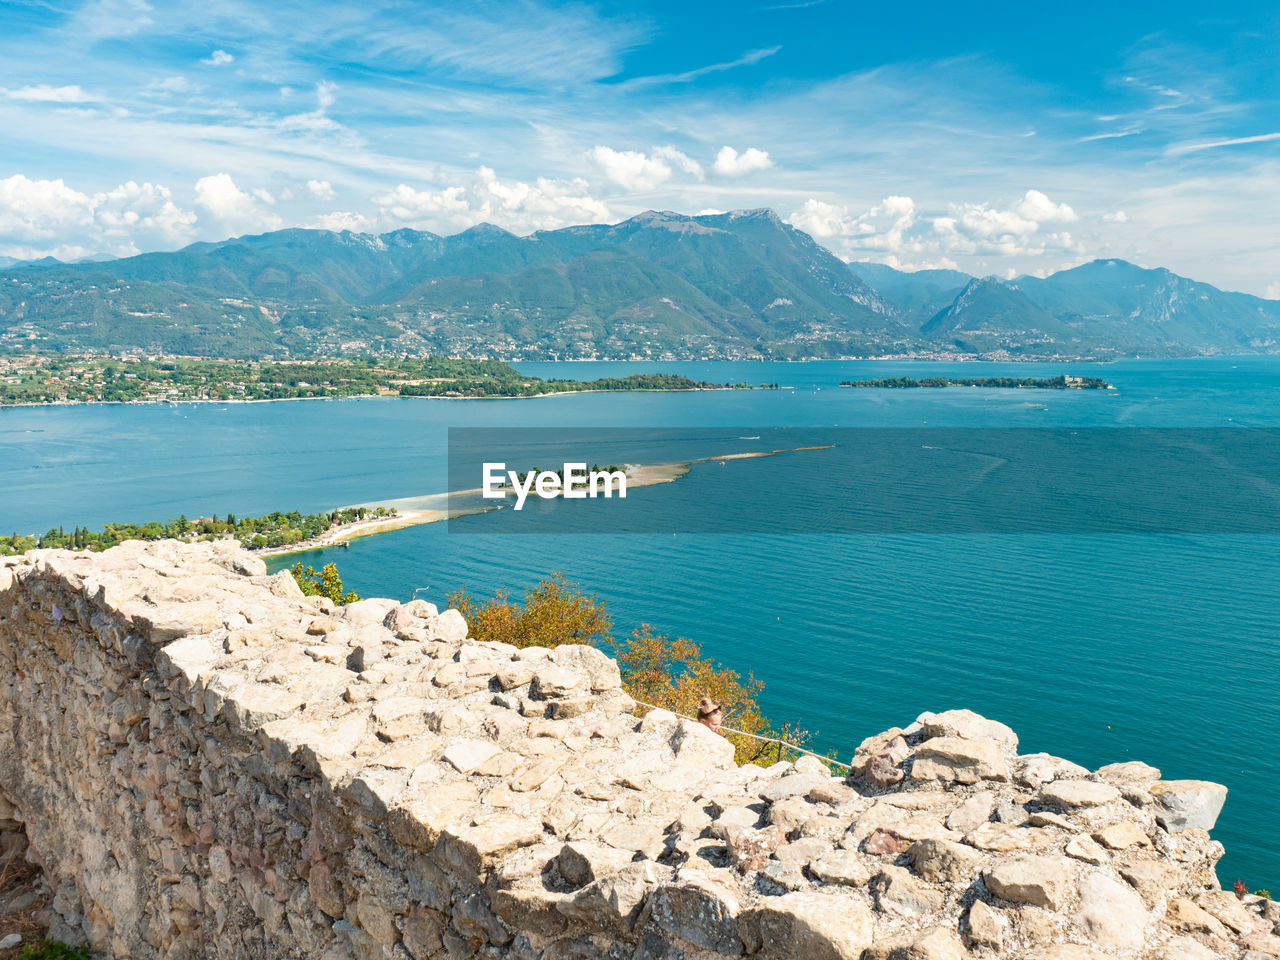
[0,176,94,240]
[75,0,153,39]
[306,179,336,201]
[789,189,1087,269]
[310,211,376,233]
[93,181,196,243]
[713,146,774,177]
[203,49,234,66]
[1267,282,1280,301]
[1104,210,1129,223]
[1166,132,1280,156]
[143,76,197,96]
[1016,189,1077,223]
[2,85,100,103]
[588,146,673,191]
[695,208,725,216]
[374,167,610,234]
[652,145,704,179]
[193,173,283,233]
[0,174,195,258]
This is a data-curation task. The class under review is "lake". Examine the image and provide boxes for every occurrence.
[3,356,1278,888]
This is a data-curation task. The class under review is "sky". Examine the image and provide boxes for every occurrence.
[0,0,1277,296]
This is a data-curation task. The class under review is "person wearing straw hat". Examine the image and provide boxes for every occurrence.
[696,697,723,732]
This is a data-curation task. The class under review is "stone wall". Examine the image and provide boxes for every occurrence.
[0,540,1274,960]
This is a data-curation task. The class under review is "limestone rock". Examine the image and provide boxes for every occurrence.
[558,841,637,888]
[908,838,982,884]
[920,709,1019,748]
[809,849,873,887]
[441,739,501,774]
[1095,760,1161,784]
[1065,834,1109,865]
[912,736,1010,784]
[1037,779,1121,809]
[1166,897,1230,938]
[743,892,874,960]
[983,856,1072,910]
[1016,754,1091,788]
[647,874,742,953]
[1148,780,1228,833]
[871,866,945,918]
[1076,871,1148,951]
[1093,820,1151,850]
[966,899,1008,951]
[947,791,997,834]
[1120,860,1182,906]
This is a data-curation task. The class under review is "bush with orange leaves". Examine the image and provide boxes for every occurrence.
[449,575,816,765]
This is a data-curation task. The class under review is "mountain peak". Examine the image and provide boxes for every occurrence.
[455,222,515,240]
[725,208,782,223]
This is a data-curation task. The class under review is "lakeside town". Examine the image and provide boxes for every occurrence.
[0,355,768,404]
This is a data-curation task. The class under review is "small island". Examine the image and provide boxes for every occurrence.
[839,374,1113,390]
[0,354,776,405]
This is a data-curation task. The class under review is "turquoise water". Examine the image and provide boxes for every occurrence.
[3,356,1278,887]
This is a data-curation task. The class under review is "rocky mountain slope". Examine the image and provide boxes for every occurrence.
[2,212,1277,359]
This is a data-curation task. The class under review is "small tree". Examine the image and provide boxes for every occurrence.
[449,574,611,649]
[289,562,362,604]
[454,576,814,765]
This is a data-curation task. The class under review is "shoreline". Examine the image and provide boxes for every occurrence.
[257,449,834,558]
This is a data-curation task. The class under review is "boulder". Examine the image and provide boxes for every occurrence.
[1076,871,1148,951]
[908,838,982,884]
[646,875,743,954]
[742,892,875,960]
[1015,754,1091,788]
[1120,860,1182,906]
[1092,820,1151,850]
[983,856,1073,911]
[891,927,970,960]
[1095,760,1161,784]
[1065,834,1109,865]
[912,737,1009,784]
[966,899,1007,951]
[946,791,997,834]
[1166,898,1230,939]
[555,844,634,890]
[432,607,468,642]
[809,850,873,887]
[1037,779,1121,809]
[871,866,945,917]
[919,709,1019,748]
[1148,780,1228,833]
[441,739,501,774]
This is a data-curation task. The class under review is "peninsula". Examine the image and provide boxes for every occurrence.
[0,355,772,405]
[840,374,1113,389]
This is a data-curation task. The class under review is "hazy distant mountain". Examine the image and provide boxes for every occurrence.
[854,258,1280,357]
[1,212,1277,359]
[921,277,1079,353]
[847,261,972,325]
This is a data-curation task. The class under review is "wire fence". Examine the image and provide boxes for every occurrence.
[629,698,852,771]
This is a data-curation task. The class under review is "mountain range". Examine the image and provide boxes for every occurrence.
[2,209,1277,359]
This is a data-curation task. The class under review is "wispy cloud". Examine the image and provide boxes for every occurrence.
[623,46,782,88]
[2,84,101,103]
[1166,131,1280,156]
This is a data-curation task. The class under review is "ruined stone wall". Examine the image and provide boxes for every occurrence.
[0,540,1275,960]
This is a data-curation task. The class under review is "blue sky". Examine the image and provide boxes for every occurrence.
[0,0,1277,295]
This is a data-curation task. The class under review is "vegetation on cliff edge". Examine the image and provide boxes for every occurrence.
[449,574,816,765]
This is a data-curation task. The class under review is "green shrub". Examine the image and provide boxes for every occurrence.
[19,942,92,960]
